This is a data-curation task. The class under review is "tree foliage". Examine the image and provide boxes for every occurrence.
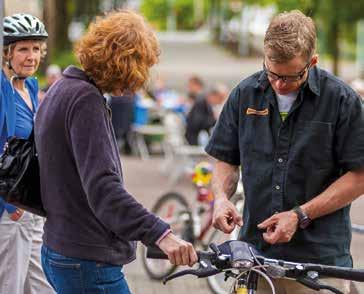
[140,0,209,31]
[239,0,364,74]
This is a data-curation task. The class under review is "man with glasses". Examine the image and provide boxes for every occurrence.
[206,10,364,293]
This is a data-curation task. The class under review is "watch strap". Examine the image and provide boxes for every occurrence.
[292,206,311,229]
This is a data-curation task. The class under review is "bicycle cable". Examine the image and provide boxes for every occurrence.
[230,265,275,294]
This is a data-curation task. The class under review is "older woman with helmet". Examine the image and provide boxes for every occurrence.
[35,10,197,294]
[0,13,55,294]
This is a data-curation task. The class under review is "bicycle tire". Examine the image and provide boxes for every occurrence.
[141,192,193,280]
[206,193,245,294]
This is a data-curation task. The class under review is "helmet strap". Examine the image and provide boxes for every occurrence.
[6,60,27,80]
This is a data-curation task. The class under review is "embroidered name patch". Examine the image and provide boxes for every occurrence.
[246,107,269,116]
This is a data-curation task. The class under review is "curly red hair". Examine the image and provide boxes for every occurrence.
[75,10,160,93]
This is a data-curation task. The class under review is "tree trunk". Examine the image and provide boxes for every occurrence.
[43,0,57,65]
[330,21,340,75]
[55,0,71,52]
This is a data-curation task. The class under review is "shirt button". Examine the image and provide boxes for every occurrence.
[278,158,283,163]
[275,185,280,190]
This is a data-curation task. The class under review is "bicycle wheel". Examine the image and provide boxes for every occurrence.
[206,193,244,294]
[141,192,193,280]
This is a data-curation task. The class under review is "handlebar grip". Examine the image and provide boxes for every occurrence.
[305,264,364,282]
[146,246,168,259]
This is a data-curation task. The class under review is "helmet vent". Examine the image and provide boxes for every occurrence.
[18,23,29,32]
[4,27,16,33]
[24,15,32,26]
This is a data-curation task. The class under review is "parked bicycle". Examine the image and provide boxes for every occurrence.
[146,240,364,294]
[141,161,244,294]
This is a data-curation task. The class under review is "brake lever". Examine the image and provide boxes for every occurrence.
[163,252,221,284]
[163,267,220,284]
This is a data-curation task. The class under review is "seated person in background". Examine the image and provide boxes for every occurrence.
[110,94,135,154]
[185,85,227,146]
[185,75,205,108]
[39,64,62,102]
[209,83,229,118]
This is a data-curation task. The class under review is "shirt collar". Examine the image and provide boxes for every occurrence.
[63,65,90,82]
[306,66,321,96]
[63,65,101,93]
[254,66,321,96]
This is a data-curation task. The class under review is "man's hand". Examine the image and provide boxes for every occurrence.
[212,197,243,234]
[158,233,198,267]
[257,211,299,244]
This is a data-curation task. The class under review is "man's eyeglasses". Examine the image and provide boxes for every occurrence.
[263,61,310,83]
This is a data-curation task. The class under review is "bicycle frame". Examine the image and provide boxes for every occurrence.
[192,184,214,242]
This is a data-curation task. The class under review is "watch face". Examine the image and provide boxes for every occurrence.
[300,217,311,229]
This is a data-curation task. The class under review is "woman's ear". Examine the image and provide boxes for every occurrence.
[3,45,13,64]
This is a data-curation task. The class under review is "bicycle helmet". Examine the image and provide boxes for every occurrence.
[3,13,48,46]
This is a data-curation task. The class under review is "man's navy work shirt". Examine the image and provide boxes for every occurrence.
[205,66,364,266]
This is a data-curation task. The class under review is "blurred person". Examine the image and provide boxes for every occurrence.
[207,10,364,294]
[208,83,229,119]
[109,93,135,154]
[185,87,225,146]
[35,10,197,294]
[187,75,205,103]
[39,64,62,102]
[0,13,55,294]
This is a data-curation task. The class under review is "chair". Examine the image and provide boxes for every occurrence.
[161,112,208,184]
[131,124,166,161]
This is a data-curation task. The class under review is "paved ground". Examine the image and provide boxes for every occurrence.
[121,156,364,294]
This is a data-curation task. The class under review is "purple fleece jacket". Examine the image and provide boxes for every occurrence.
[35,66,169,265]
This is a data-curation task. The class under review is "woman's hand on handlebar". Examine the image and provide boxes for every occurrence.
[257,210,299,244]
[158,232,198,267]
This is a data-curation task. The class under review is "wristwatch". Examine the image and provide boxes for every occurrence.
[292,206,311,229]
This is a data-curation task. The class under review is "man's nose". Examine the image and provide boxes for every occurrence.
[275,79,287,89]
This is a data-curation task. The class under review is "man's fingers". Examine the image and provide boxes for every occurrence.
[220,217,235,233]
[257,216,277,229]
[263,229,280,244]
[233,214,243,227]
[213,215,231,232]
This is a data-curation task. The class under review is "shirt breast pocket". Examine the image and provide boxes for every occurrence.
[292,121,334,169]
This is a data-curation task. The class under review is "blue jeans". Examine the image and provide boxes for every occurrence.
[41,245,131,294]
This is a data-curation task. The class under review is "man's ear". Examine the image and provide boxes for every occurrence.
[310,54,319,67]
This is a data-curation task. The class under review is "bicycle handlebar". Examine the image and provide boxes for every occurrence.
[297,263,364,281]
[146,240,364,284]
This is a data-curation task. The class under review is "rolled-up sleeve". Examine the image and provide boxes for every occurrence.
[335,92,364,171]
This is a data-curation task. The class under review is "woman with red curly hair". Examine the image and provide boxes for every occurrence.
[34,10,197,293]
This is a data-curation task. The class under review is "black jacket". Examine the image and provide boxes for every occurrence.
[185,97,216,145]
